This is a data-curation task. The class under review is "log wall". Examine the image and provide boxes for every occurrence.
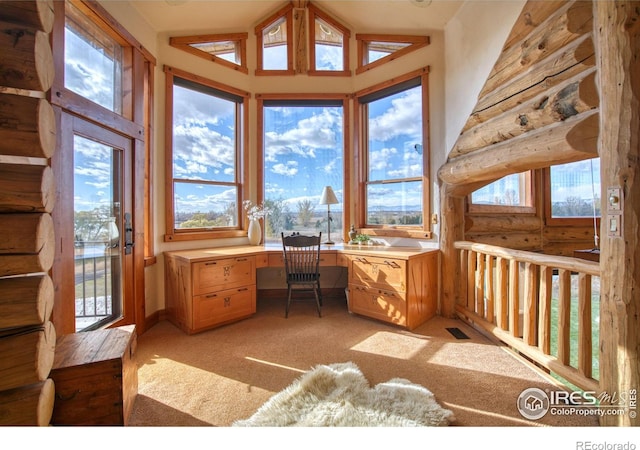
[0,0,56,426]
[440,0,600,260]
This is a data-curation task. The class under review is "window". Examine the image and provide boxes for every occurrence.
[308,3,350,76]
[355,68,430,237]
[164,66,249,241]
[356,34,430,74]
[545,158,601,225]
[169,33,248,74]
[255,3,294,75]
[469,172,534,214]
[64,1,123,113]
[258,96,348,243]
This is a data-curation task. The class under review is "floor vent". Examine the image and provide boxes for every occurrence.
[446,327,470,340]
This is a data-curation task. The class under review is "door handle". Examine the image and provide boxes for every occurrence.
[124,212,134,255]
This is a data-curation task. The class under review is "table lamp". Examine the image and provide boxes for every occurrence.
[319,186,339,244]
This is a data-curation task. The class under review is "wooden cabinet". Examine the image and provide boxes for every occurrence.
[50,325,137,426]
[345,249,439,330]
[165,250,257,334]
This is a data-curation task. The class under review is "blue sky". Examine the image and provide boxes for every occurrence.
[66,18,598,223]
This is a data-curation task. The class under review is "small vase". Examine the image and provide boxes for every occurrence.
[248,219,262,245]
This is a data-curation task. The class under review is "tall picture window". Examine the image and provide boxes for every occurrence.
[164,67,249,241]
[259,97,346,243]
[355,68,430,236]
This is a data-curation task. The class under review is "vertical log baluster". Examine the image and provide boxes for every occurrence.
[475,251,485,317]
[578,272,592,378]
[557,269,572,365]
[508,259,519,337]
[496,257,508,330]
[467,250,476,311]
[538,266,553,354]
[485,254,495,323]
[523,262,538,346]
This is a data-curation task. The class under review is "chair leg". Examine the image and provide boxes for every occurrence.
[285,285,292,318]
[313,286,322,318]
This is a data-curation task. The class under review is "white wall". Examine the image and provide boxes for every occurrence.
[443,0,525,153]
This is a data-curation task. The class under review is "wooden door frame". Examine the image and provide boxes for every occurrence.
[51,112,138,334]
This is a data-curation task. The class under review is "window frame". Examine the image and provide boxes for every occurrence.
[50,0,156,334]
[169,33,249,74]
[543,159,602,227]
[163,65,250,242]
[307,2,351,77]
[256,93,351,243]
[467,171,536,215]
[354,67,431,239]
[254,3,294,76]
[356,34,430,75]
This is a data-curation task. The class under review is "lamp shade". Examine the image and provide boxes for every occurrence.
[319,186,339,205]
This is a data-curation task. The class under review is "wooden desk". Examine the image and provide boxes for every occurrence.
[164,244,439,333]
[573,248,600,262]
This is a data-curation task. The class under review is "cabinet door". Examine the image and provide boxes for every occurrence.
[193,256,256,295]
[348,283,406,326]
[349,256,406,292]
[193,285,256,330]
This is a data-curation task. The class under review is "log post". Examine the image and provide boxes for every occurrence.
[0,274,54,329]
[439,185,465,318]
[0,321,56,392]
[594,0,640,427]
[0,94,56,158]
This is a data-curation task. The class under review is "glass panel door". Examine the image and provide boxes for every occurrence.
[73,135,124,331]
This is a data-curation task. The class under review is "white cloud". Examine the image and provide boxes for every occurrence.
[271,161,299,177]
[265,108,341,162]
[369,87,422,142]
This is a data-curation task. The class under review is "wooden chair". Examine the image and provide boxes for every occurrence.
[281,232,322,318]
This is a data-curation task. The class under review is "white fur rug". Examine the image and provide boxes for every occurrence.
[233,362,455,427]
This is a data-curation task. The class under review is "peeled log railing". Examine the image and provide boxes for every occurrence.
[454,241,600,393]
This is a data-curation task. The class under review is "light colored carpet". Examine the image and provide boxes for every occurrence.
[233,361,455,426]
[129,294,599,427]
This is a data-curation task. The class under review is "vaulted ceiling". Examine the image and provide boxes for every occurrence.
[128,0,463,34]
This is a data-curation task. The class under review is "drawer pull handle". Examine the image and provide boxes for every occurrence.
[205,262,217,266]
[237,287,248,292]
[236,258,248,262]
[206,293,218,298]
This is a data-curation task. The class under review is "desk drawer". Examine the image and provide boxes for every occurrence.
[349,255,406,292]
[193,285,256,330]
[193,256,255,295]
[348,283,406,326]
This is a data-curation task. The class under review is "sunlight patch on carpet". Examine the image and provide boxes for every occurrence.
[350,331,428,359]
[244,356,307,374]
[233,361,455,427]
